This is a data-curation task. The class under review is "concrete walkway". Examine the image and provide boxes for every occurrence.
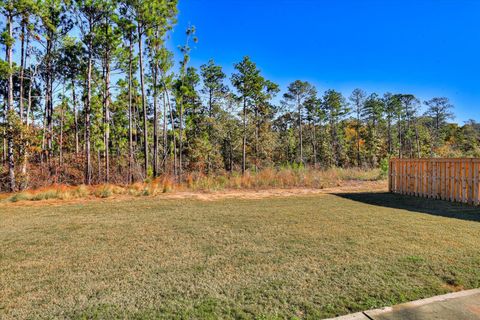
[326,289,480,320]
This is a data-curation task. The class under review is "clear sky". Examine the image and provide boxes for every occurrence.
[171,0,480,123]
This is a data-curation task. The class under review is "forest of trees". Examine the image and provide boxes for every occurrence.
[1,0,480,192]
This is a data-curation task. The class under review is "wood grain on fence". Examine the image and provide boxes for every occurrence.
[389,158,480,205]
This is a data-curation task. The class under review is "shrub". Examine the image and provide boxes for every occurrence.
[379,158,389,179]
[9,192,33,202]
[75,185,90,198]
[93,185,113,198]
[32,190,59,201]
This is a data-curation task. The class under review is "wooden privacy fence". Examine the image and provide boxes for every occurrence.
[389,158,480,205]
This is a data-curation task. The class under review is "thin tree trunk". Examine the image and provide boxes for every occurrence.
[137,25,148,178]
[84,22,93,185]
[102,19,111,183]
[398,115,402,159]
[330,115,339,166]
[19,18,26,122]
[41,99,47,164]
[162,90,168,173]
[43,69,50,163]
[6,12,15,191]
[319,123,326,166]
[254,107,258,172]
[45,31,54,166]
[312,120,317,169]
[206,90,213,174]
[166,88,177,177]
[371,120,378,166]
[103,50,111,183]
[298,97,303,165]
[25,66,34,118]
[356,108,361,166]
[242,98,247,175]
[3,101,7,164]
[405,102,412,158]
[20,21,32,182]
[178,99,183,180]
[97,149,101,183]
[229,134,233,172]
[413,118,421,158]
[387,115,392,155]
[153,60,159,177]
[128,35,134,184]
[59,104,64,166]
[71,79,79,154]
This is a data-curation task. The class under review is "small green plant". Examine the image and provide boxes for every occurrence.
[32,190,59,201]
[402,255,425,264]
[9,192,33,202]
[142,187,154,196]
[75,185,90,198]
[379,158,389,179]
[96,186,113,198]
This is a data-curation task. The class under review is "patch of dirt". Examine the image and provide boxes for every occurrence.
[162,180,387,201]
[442,283,466,292]
[0,180,387,208]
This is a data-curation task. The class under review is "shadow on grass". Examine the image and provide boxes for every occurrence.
[333,192,480,222]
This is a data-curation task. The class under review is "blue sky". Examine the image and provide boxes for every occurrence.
[171,0,480,123]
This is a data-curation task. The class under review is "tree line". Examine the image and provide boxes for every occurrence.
[1,0,479,192]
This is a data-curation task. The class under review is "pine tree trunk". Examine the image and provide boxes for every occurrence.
[387,116,392,155]
[59,105,64,166]
[19,19,26,122]
[298,97,303,165]
[2,100,5,165]
[153,61,159,177]
[178,100,184,179]
[2,116,6,165]
[84,21,93,185]
[229,136,233,172]
[41,100,47,165]
[312,120,317,169]
[20,20,32,182]
[413,118,421,158]
[398,115,402,159]
[356,108,361,166]
[103,51,111,183]
[166,88,177,177]
[254,107,258,172]
[43,71,50,164]
[405,103,412,158]
[207,90,213,175]
[72,79,79,154]
[137,25,148,178]
[128,35,134,184]
[6,12,15,192]
[242,98,247,175]
[162,90,168,173]
[97,149,101,183]
[45,31,54,167]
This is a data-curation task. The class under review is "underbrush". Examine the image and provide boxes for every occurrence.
[3,167,383,203]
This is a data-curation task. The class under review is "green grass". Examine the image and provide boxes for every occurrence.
[1,193,479,319]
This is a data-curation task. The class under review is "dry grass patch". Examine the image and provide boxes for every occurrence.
[2,167,383,204]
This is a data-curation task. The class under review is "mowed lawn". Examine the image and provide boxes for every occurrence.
[1,193,480,319]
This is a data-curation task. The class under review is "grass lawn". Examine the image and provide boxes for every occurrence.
[1,191,480,319]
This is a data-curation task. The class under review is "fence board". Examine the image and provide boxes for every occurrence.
[389,158,480,205]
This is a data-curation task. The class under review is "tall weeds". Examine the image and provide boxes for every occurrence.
[4,167,383,203]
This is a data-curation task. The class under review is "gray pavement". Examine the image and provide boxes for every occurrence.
[326,289,480,320]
